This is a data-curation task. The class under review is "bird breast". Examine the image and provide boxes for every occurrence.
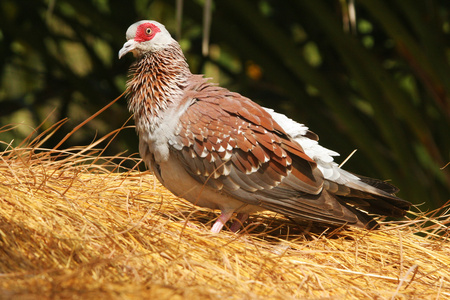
[156,150,264,214]
[136,90,196,164]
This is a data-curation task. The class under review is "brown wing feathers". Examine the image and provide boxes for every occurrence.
[176,82,317,179]
[172,78,408,228]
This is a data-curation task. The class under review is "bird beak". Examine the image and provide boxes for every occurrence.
[118,39,138,59]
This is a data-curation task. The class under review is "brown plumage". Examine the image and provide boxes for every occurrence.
[119,20,411,233]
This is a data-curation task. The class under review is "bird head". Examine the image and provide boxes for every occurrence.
[118,20,176,59]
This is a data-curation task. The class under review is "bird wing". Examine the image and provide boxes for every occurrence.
[264,107,410,219]
[168,77,368,226]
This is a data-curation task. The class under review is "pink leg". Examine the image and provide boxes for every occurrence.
[211,211,234,233]
[230,213,249,232]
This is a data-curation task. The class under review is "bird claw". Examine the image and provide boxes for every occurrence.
[230,213,249,232]
[211,212,249,233]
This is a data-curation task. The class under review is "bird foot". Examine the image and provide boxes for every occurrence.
[211,211,234,233]
[211,212,249,233]
[230,213,249,232]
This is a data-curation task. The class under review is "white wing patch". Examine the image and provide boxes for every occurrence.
[264,108,360,185]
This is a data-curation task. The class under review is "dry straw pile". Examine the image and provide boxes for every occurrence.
[1,123,449,299]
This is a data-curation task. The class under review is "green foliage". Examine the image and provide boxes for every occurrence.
[0,0,448,209]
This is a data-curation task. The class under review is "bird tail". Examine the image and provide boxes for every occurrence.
[333,174,411,221]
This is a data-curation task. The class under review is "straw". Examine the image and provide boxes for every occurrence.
[0,126,449,299]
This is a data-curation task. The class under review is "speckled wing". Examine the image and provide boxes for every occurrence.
[168,78,368,226]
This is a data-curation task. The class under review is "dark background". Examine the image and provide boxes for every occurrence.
[0,0,449,210]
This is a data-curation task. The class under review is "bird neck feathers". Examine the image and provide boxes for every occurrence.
[126,43,192,132]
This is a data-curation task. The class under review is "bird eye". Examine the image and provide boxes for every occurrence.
[146,28,152,35]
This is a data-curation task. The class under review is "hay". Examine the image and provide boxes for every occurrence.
[1,134,449,299]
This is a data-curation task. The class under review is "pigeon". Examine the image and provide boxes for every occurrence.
[118,20,411,233]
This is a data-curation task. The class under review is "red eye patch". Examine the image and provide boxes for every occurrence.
[134,23,161,42]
